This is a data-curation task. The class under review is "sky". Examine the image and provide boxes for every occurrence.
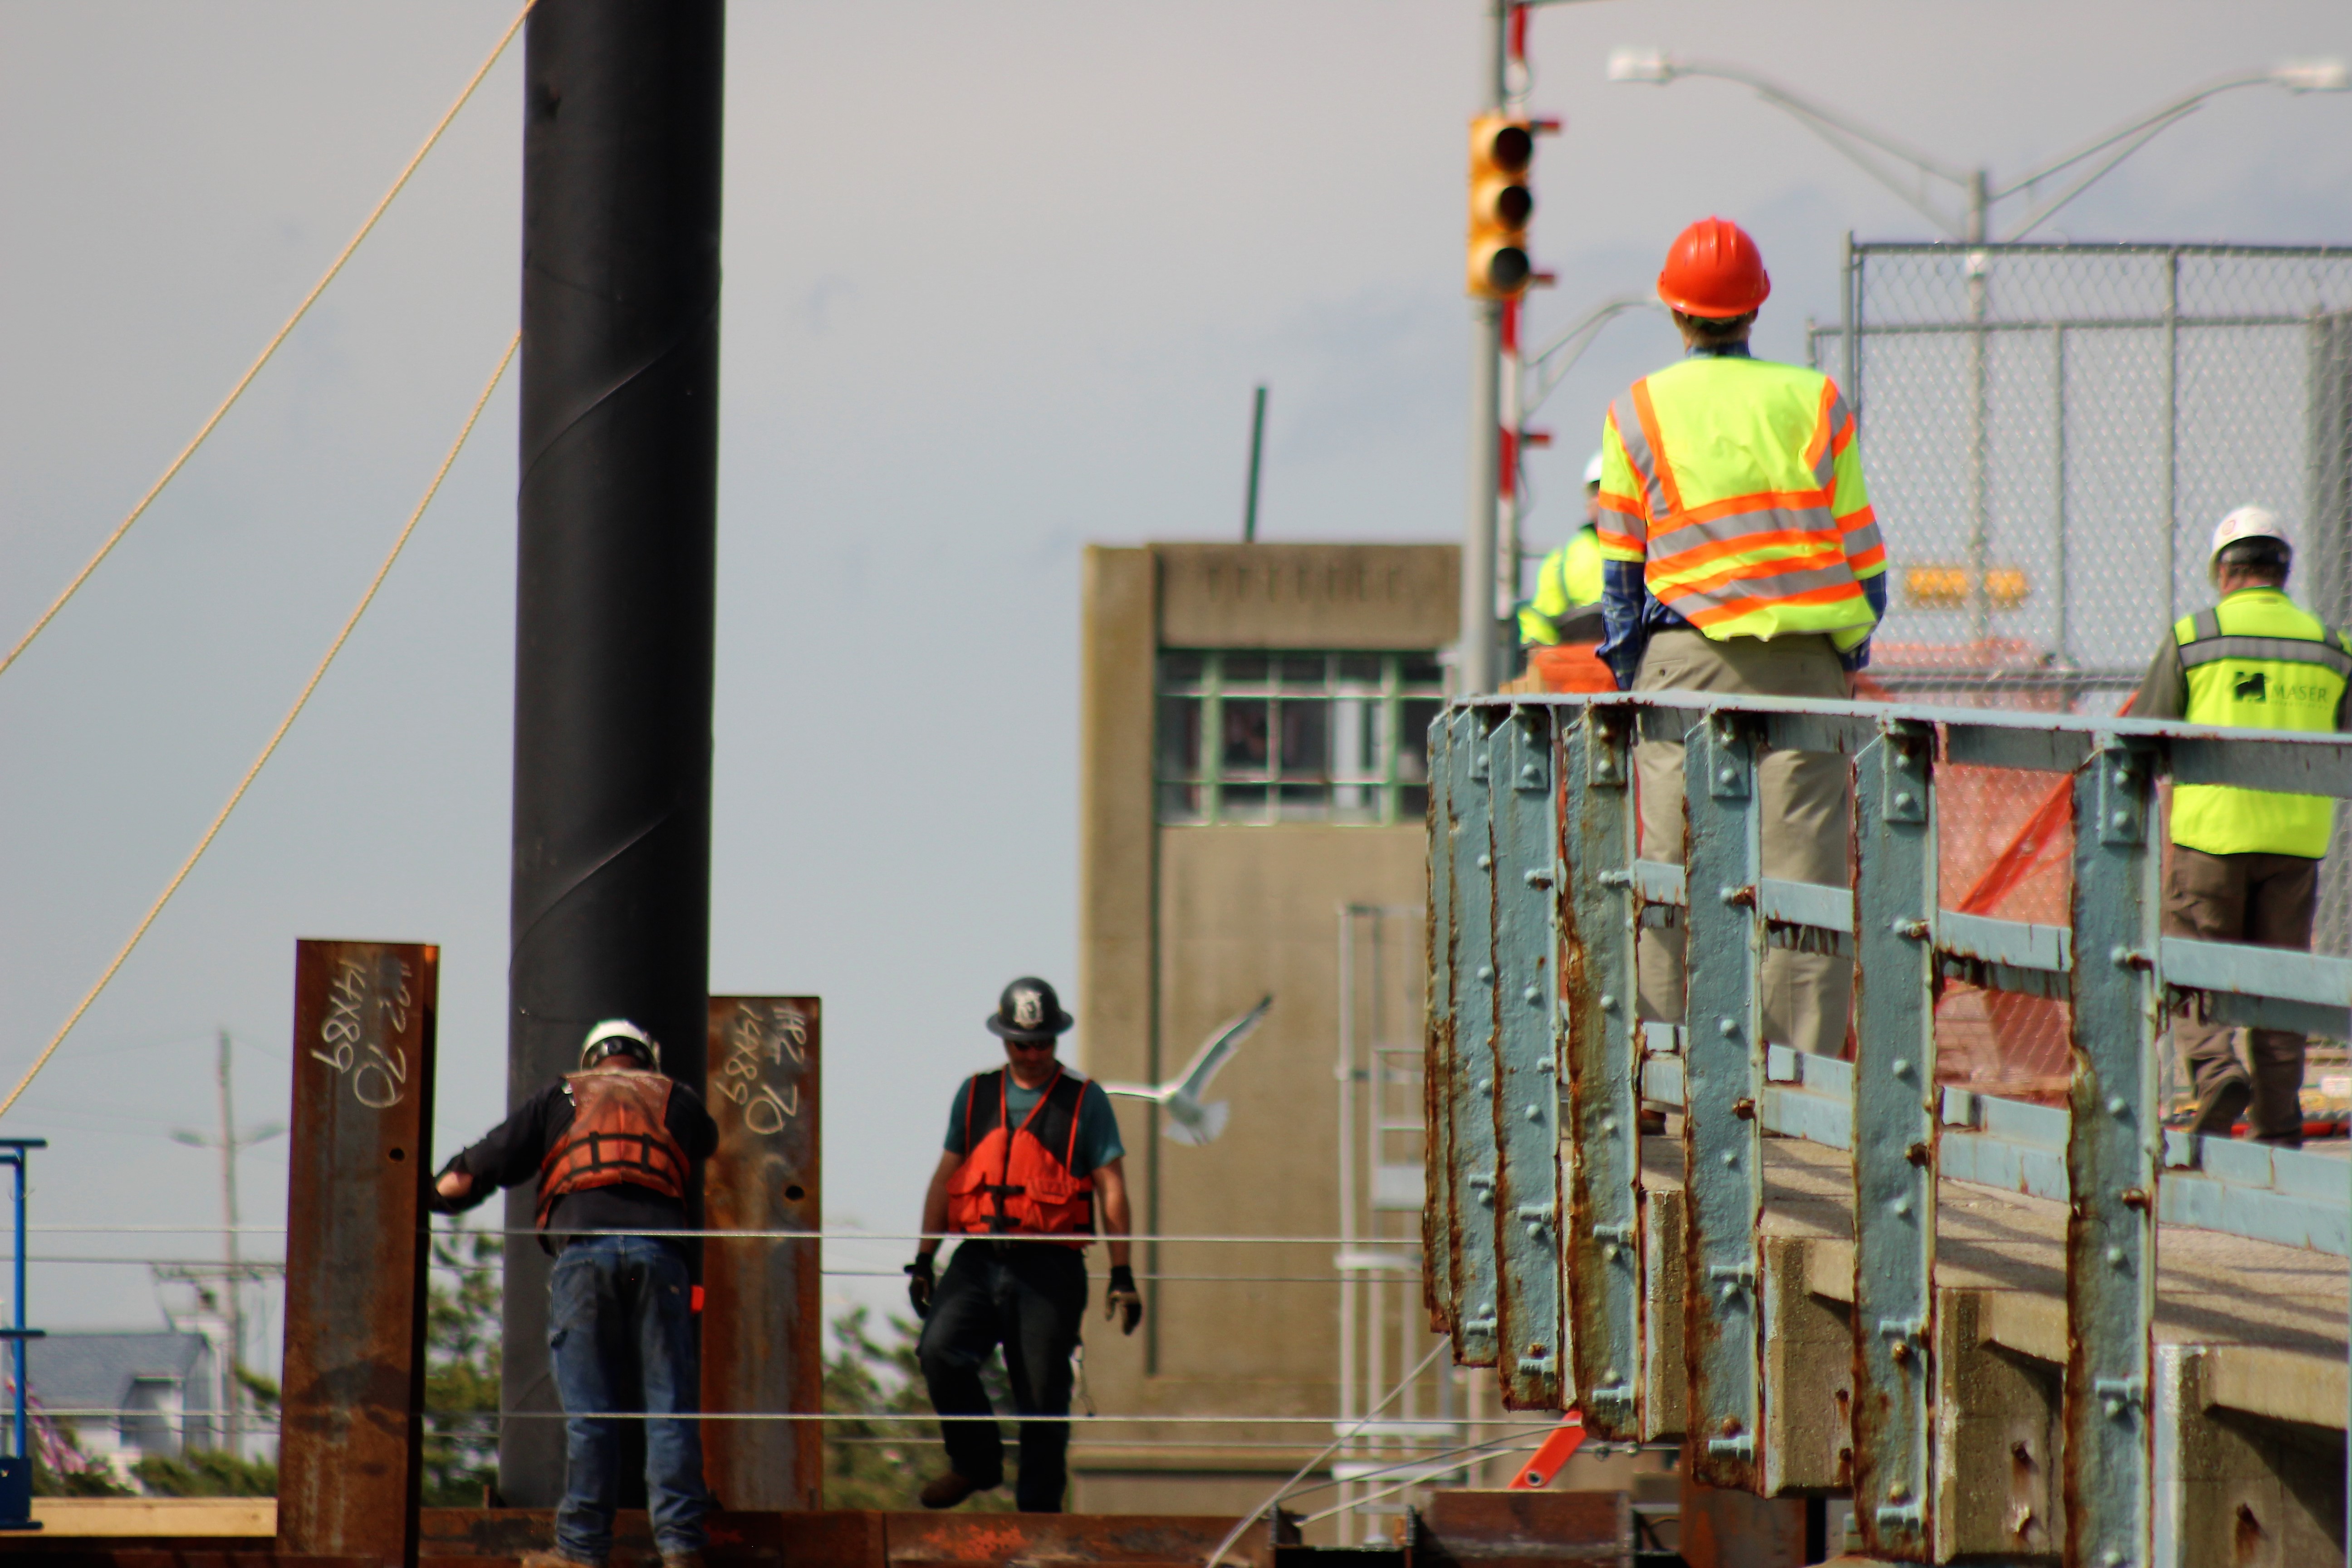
[0,0,2347,1357]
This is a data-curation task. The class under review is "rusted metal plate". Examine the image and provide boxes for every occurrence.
[885,1512,1271,1568]
[1557,703,1641,1439]
[279,940,439,1566]
[1423,712,1455,1333]
[1677,714,1766,1490]
[702,997,823,1509]
[1444,707,1502,1366]
[1674,1474,1807,1568]
[1488,709,1563,1410]
[2062,742,2160,1568]
[1847,721,1936,1560]
[1414,1489,1631,1566]
[424,1507,882,1568]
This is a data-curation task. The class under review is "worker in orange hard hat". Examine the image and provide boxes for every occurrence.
[1596,218,1888,1058]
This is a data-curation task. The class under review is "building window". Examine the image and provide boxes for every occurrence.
[1155,650,1445,825]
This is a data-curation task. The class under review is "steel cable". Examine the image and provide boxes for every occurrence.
[0,0,532,686]
[0,332,521,1123]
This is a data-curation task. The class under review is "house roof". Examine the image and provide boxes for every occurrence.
[27,1332,214,1416]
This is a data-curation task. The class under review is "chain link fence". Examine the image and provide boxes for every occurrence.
[1809,243,2352,1088]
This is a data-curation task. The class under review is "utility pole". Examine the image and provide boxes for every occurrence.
[1242,384,1267,543]
[1457,0,1508,695]
[215,1028,243,1458]
[505,1,725,1506]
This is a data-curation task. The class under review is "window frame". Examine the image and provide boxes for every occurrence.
[1154,649,1443,827]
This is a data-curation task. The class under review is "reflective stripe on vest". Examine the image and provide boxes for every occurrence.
[536,1069,690,1231]
[1608,357,1881,649]
[2171,589,2351,858]
[945,1068,1096,1248]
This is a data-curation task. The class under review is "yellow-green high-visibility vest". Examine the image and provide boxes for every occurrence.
[1518,529,1604,645]
[2171,587,2352,858]
[1594,354,1884,650]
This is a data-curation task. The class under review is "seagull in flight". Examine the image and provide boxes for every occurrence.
[1102,995,1273,1146]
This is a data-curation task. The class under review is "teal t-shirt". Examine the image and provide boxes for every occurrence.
[945,1069,1126,1176]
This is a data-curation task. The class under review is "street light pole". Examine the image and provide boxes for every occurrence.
[1607,51,2347,243]
[1458,0,1508,696]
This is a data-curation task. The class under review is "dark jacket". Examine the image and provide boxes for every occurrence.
[440,1071,718,1246]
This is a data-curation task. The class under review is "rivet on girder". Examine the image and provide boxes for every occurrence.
[1524,985,1542,1005]
[1719,1017,1739,1038]
[1598,992,1617,1011]
[2107,1095,2128,1116]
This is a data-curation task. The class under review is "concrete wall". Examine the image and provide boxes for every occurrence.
[1069,542,1456,1502]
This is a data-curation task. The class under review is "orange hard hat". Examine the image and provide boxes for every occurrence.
[1656,217,1770,318]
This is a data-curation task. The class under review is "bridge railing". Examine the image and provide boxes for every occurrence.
[1425,692,2352,1564]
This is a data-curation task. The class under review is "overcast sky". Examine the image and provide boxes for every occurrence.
[1,1,2347,1348]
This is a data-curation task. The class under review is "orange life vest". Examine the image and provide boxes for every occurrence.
[945,1068,1096,1249]
[536,1068,691,1231]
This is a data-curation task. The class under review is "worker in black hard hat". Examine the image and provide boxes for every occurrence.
[905,977,1139,1513]
[431,1019,719,1568]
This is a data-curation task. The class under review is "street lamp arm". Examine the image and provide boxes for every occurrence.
[1522,297,1665,418]
[2001,108,2200,241]
[1989,72,2278,202]
[1634,59,1973,238]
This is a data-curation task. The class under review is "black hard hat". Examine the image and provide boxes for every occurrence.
[988,977,1074,1043]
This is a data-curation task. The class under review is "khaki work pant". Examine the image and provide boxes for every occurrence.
[2164,845,2318,1145]
[1634,630,1855,1058]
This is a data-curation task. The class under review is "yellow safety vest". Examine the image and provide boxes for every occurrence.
[1594,355,1884,650]
[1517,529,1604,645]
[2171,588,2351,858]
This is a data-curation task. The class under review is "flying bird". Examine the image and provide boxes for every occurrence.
[1101,995,1273,1147]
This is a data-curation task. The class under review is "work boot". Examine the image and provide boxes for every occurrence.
[921,1471,995,1509]
[2190,1075,2252,1138]
[519,1553,602,1568]
[661,1554,706,1568]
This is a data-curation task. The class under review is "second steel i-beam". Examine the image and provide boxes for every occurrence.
[279,940,439,1567]
[1679,708,1767,1491]
[1849,722,1938,1558]
[1489,707,1563,1409]
[702,997,823,1509]
[2065,738,2162,1568]
[1443,707,1502,1365]
[1558,703,1642,1437]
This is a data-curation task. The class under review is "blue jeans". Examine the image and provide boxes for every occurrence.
[548,1236,710,1561]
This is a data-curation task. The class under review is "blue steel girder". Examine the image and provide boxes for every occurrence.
[2064,736,2162,1568]
[1847,720,1937,1559]
[1490,707,1564,1409]
[1677,706,1768,1490]
[1558,702,1642,1439]
[1442,707,1502,1367]
[1422,715,1455,1333]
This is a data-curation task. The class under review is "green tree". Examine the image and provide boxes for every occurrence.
[823,1304,1011,1512]
[422,1219,503,1505]
[131,1449,275,1497]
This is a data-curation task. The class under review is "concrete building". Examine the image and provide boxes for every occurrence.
[1068,542,1461,1523]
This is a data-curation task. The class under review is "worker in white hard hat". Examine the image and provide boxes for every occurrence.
[2132,506,2352,1144]
[1516,449,1607,647]
[431,1020,720,1568]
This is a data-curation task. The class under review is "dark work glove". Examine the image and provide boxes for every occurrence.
[1105,1264,1143,1336]
[906,1253,936,1319]
[425,1158,471,1215]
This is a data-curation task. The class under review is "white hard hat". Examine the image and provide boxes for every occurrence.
[1583,451,1605,487]
[580,1018,661,1072]
[2209,505,2291,579]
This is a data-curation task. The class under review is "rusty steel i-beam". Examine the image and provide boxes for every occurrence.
[701,995,823,1510]
[278,939,439,1567]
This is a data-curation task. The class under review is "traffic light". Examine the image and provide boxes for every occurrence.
[1467,113,1534,299]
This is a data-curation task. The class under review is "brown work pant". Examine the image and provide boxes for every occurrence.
[2163,845,2318,1144]
[1633,630,1855,1058]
